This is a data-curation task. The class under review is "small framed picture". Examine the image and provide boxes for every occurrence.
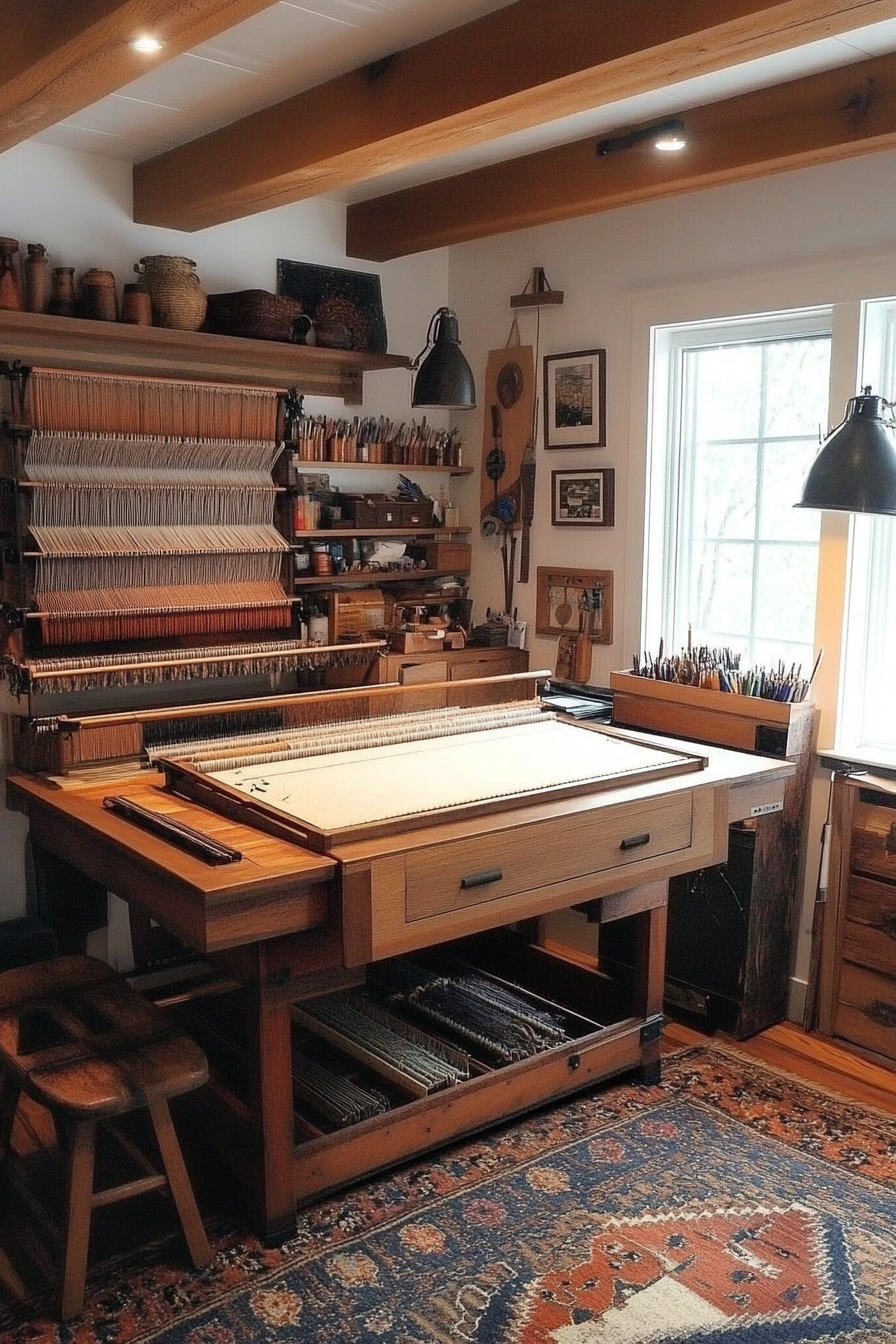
[535,567,614,644]
[543,348,606,449]
[551,467,615,527]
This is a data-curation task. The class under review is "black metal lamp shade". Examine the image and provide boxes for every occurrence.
[796,387,896,515]
[411,308,476,409]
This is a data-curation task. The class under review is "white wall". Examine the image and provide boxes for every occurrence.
[0,141,450,916]
[446,147,896,1016]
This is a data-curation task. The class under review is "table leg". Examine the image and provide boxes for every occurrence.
[30,842,106,955]
[244,982,298,1246]
[632,894,668,1084]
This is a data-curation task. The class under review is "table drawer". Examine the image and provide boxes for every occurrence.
[406,791,693,922]
[834,962,896,1060]
[850,798,896,883]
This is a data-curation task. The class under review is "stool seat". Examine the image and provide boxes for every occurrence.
[0,955,212,1318]
[0,955,207,1117]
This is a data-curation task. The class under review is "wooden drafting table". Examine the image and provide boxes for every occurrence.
[7,712,793,1243]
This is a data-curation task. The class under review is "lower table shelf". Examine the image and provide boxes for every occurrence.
[172,927,659,1213]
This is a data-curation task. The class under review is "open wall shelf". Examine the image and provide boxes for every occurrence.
[0,310,411,405]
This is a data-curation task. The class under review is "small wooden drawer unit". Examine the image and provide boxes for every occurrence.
[820,777,896,1064]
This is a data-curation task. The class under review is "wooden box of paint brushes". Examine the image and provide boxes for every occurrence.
[609,671,817,757]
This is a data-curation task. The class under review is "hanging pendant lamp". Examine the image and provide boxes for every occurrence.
[411,308,476,409]
[796,386,896,515]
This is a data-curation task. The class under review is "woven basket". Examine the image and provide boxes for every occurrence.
[136,255,207,332]
[204,289,303,342]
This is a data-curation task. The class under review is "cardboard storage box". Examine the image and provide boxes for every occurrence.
[400,501,436,527]
[423,541,472,572]
[390,630,447,654]
[342,495,436,529]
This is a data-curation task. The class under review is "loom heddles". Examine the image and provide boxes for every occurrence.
[153,702,549,773]
[23,371,290,647]
[25,638,380,695]
[25,369,277,440]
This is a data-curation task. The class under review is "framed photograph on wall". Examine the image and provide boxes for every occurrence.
[551,467,615,526]
[535,567,614,644]
[543,348,606,448]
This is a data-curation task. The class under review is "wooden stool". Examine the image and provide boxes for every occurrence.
[0,955,212,1318]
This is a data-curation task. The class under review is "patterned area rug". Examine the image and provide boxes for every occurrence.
[3,1042,896,1343]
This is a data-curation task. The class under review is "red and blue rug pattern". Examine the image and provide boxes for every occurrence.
[4,1043,896,1343]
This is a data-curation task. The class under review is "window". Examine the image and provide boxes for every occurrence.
[645,311,831,673]
[837,299,896,765]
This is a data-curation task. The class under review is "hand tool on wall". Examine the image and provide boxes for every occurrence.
[486,404,506,511]
[518,399,537,583]
[495,493,517,615]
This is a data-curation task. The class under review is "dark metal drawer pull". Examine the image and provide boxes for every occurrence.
[460,869,503,889]
[620,832,651,851]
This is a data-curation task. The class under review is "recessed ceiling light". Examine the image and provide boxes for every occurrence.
[597,118,686,157]
[132,35,164,54]
[655,129,686,152]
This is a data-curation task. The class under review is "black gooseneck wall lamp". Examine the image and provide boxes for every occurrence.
[796,386,896,516]
[411,307,476,409]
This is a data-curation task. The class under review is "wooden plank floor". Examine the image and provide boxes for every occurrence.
[663,1019,896,1116]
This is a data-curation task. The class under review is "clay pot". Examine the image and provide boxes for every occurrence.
[48,266,77,318]
[314,320,353,350]
[23,243,50,314]
[0,237,22,311]
[135,255,207,331]
[121,283,152,325]
[79,268,119,321]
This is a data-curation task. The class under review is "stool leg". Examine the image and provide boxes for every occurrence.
[0,1075,21,1162]
[148,1100,211,1270]
[0,1246,27,1302]
[0,1076,27,1303]
[59,1120,95,1320]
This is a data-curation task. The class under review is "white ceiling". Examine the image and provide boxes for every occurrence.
[31,0,896,206]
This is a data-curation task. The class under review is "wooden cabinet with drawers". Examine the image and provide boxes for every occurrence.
[817,773,896,1064]
[375,644,529,685]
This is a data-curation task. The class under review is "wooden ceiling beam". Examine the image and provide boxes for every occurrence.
[0,0,278,154]
[346,50,896,260]
[132,0,896,232]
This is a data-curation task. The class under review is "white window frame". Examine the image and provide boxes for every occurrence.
[835,297,896,767]
[643,307,832,660]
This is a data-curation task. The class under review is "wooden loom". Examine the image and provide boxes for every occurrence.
[0,366,385,770]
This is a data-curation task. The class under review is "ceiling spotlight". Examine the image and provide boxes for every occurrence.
[597,118,686,157]
[654,124,686,152]
[132,35,164,54]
